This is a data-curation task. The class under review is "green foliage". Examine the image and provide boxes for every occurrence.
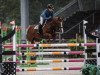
[67,37,95,51]
[29,0,73,24]
[97,66,100,75]
[67,38,84,51]
[0,0,73,24]
[82,64,97,75]
[0,0,20,24]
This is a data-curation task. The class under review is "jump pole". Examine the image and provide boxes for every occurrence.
[5,58,84,64]
[17,51,84,56]
[96,38,100,67]
[83,20,88,65]
[16,67,82,71]
[3,43,96,48]
[12,22,16,63]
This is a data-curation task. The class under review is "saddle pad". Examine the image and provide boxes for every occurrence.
[34,25,39,29]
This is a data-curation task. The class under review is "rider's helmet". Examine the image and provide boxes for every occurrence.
[47,4,54,9]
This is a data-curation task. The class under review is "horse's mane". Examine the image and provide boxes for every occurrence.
[44,17,62,27]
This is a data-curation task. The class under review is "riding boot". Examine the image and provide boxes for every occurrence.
[38,25,42,33]
[39,25,43,37]
[40,26,44,37]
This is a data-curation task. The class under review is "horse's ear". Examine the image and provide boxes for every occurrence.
[58,17,63,22]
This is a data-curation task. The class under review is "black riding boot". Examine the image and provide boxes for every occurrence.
[39,25,43,37]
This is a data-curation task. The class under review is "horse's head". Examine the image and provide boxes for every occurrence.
[53,17,63,24]
[49,17,63,32]
[49,17,63,28]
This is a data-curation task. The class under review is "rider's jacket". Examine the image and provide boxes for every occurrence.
[40,9,53,21]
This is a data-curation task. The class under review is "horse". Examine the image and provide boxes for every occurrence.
[26,17,63,43]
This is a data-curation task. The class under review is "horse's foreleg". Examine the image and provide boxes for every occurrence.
[52,33,56,39]
[52,33,56,42]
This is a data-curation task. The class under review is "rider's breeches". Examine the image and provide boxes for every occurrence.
[39,16,44,25]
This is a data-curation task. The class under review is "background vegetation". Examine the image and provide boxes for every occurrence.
[0,0,73,25]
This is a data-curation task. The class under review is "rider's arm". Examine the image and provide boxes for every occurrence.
[41,9,51,20]
[45,11,54,20]
[44,11,51,20]
[51,11,54,19]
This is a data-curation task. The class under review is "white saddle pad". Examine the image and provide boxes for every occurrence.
[34,25,39,29]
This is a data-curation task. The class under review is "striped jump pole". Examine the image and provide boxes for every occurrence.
[3,43,96,48]
[16,67,82,72]
[30,49,71,52]
[17,51,84,56]
[5,58,84,64]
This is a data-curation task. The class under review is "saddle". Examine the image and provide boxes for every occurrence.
[34,24,43,36]
[34,25,39,29]
[34,19,53,36]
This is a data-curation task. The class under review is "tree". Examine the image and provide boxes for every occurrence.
[0,0,72,25]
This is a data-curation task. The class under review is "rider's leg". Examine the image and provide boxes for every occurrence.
[39,16,44,25]
[39,16,44,36]
[39,25,43,34]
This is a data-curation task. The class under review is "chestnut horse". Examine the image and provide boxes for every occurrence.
[26,17,63,43]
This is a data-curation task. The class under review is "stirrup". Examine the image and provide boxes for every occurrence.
[37,32,40,34]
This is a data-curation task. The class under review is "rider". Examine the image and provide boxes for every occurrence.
[38,4,54,36]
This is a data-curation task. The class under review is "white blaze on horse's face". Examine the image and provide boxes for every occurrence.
[60,22,64,33]
[57,17,63,27]
[57,17,63,23]
[57,17,63,33]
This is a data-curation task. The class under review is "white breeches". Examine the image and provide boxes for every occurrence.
[39,16,44,25]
